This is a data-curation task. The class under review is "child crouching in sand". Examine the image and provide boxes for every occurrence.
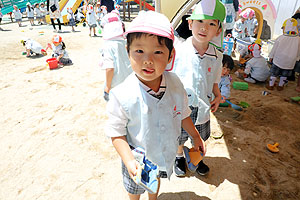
[105,11,205,200]
[46,35,73,66]
[21,38,47,57]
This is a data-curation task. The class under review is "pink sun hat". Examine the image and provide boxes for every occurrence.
[124,10,174,42]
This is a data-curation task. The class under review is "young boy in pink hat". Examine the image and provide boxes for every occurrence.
[173,0,225,177]
[105,11,206,200]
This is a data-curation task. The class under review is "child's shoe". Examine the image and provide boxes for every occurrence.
[277,86,284,91]
[196,160,209,176]
[174,156,186,176]
[266,85,274,90]
[244,77,256,84]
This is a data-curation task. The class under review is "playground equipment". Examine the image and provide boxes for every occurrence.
[0,0,45,15]
[45,0,83,24]
[238,0,277,39]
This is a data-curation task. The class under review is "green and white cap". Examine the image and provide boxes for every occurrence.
[188,0,226,49]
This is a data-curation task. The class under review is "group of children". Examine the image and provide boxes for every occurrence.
[12,2,47,27]
[15,0,300,198]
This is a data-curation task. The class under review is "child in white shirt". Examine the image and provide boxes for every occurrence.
[173,0,225,177]
[26,2,35,26]
[13,5,22,27]
[67,8,76,32]
[34,3,42,25]
[46,35,73,66]
[267,18,300,91]
[21,38,47,57]
[243,43,270,83]
[39,3,47,24]
[106,11,205,199]
[100,12,132,101]
[86,4,97,36]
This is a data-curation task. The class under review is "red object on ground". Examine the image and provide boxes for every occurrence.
[133,0,154,11]
[46,58,58,70]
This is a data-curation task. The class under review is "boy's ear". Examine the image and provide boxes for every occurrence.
[168,48,175,64]
[215,26,223,37]
[188,19,193,30]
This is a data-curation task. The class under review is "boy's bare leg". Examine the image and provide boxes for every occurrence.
[148,178,160,200]
[128,193,140,200]
[177,144,184,154]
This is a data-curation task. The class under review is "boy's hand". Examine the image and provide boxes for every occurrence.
[126,159,140,179]
[210,95,221,112]
[192,134,206,156]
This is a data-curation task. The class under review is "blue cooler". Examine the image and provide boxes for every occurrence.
[223,37,234,55]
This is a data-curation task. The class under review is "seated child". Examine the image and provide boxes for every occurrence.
[99,12,132,101]
[242,43,270,83]
[267,18,300,91]
[21,38,47,57]
[46,35,73,66]
[219,54,234,103]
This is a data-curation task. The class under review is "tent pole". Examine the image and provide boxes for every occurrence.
[155,0,161,12]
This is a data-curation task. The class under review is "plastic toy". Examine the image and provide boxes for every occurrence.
[183,146,203,172]
[223,34,234,56]
[232,81,249,90]
[46,58,58,70]
[226,100,243,111]
[290,96,300,102]
[239,101,250,108]
[133,155,159,194]
[267,142,279,153]
[22,51,27,55]
[98,27,102,34]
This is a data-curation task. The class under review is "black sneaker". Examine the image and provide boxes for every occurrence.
[196,160,209,176]
[174,157,186,177]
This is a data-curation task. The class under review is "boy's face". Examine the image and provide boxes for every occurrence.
[128,34,174,88]
[188,19,222,46]
[221,65,230,76]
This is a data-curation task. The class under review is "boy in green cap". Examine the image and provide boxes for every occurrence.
[173,0,226,176]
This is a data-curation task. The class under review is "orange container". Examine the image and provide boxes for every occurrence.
[46,58,58,70]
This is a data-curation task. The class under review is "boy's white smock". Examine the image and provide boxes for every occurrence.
[174,37,222,124]
[13,9,22,19]
[232,19,247,38]
[25,39,43,54]
[106,72,191,178]
[26,7,34,18]
[269,18,300,69]
[100,38,132,88]
[245,57,270,82]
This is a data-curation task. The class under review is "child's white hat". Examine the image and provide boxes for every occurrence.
[26,2,31,6]
[102,12,124,40]
[282,18,298,36]
[124,11,175,71]
[187,0,226,49]
[124,10,174,41]
[248,43,261,58]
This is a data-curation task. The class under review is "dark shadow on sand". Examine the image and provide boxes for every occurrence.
[159,191,211,200]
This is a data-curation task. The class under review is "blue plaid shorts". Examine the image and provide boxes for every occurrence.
[270,63,293,77]
[121,161,167,195]
[178,106,210,145]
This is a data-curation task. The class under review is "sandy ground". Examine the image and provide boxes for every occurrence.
[1,19,300,200]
